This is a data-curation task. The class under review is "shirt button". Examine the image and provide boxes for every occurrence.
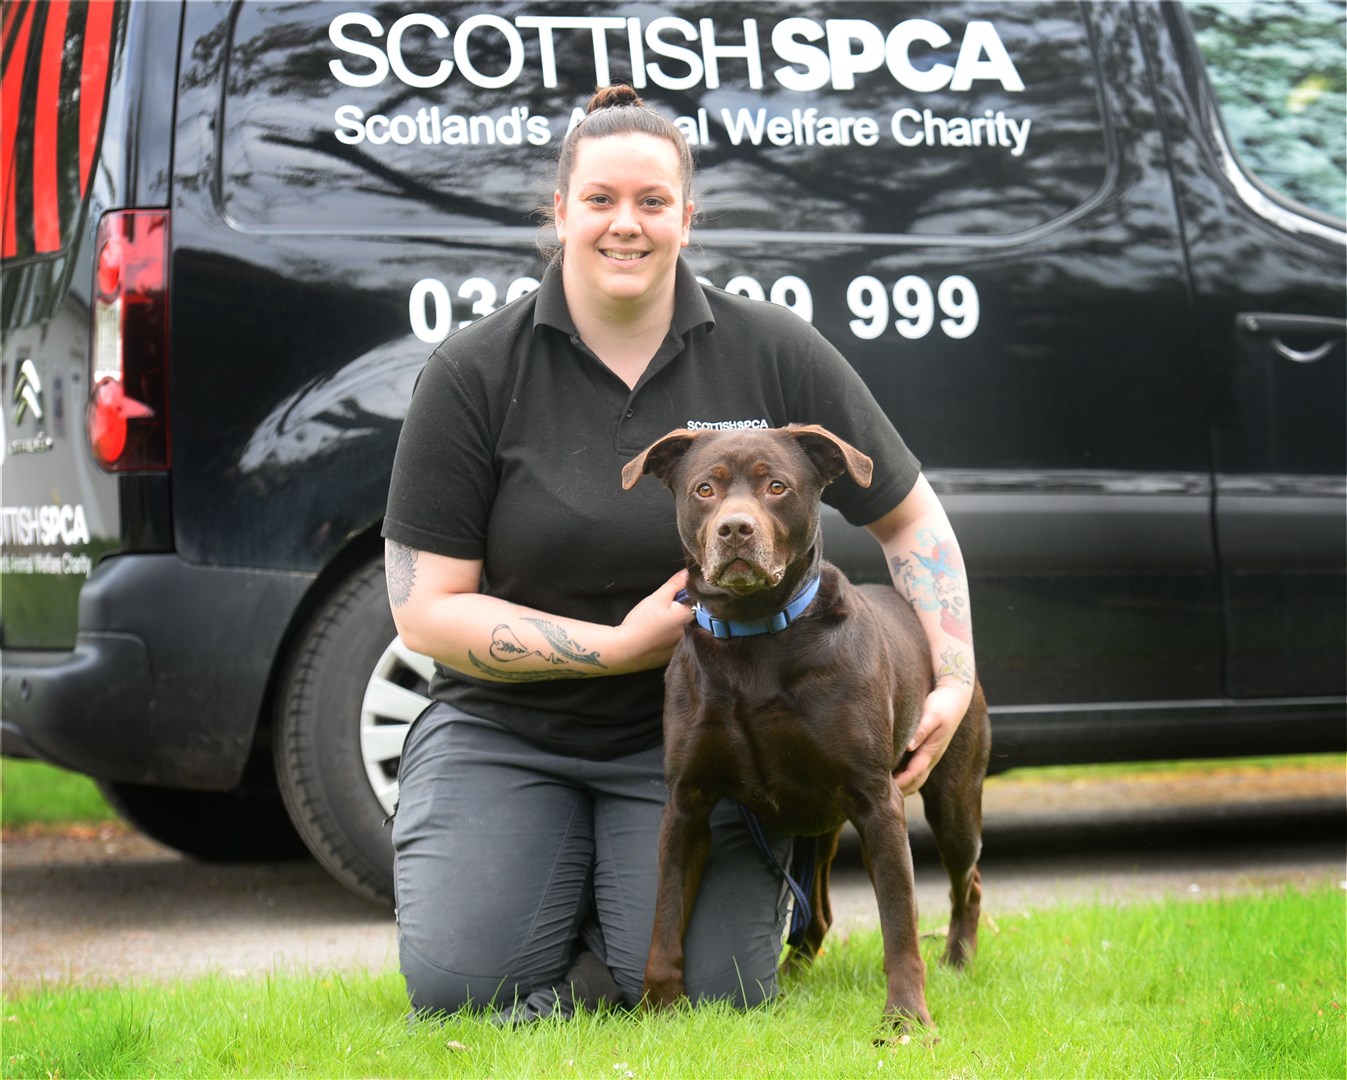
[625,409,634,418]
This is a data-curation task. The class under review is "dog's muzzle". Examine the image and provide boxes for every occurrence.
[703,511,785,592]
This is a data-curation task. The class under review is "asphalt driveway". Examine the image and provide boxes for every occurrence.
[3,762,1342,990]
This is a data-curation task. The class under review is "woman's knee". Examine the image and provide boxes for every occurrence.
[685,954,780,1009]
[400,938,524,1017]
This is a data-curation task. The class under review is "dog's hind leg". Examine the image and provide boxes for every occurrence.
[920,780,983,969]
[919,731,987,968]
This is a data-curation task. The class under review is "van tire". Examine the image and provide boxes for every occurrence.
[97,772,309,862]
[273,558,402,907]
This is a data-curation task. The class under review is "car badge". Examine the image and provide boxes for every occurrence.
[13,359,43,425]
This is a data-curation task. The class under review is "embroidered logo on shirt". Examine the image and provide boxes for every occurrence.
[685,418,771,431]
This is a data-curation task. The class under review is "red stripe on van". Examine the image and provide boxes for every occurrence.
[79,1,114,200]
[33,0,70,254]
[1,0,36,259]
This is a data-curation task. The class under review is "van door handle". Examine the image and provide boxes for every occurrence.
[1236,311,1346,364]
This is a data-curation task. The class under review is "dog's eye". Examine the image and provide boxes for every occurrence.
[695,482,715,498]
[767,480,788,495]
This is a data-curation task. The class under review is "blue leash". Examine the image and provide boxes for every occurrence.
[736,803,816,950]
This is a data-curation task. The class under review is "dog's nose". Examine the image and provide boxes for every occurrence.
[717,513,756,541]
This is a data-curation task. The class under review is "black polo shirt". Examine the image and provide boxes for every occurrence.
[383,258,920,759]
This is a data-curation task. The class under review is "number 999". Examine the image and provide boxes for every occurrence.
[847,275,979,341]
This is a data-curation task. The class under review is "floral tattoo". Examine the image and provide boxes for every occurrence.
[386,542,417,608]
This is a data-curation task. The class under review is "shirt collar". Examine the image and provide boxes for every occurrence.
[533,257,716,339]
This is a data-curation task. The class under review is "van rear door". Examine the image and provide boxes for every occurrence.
[1,0,181,649]
[1,0,120,648]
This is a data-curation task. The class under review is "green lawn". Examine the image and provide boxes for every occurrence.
[4,884,1343,1078]
[0,758,115,828]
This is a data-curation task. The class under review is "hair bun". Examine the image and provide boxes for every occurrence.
[586,84,643,113]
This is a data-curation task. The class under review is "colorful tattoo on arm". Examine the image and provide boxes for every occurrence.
[891,528,975,648]
[936,647,976,689]
[386,542,417,608]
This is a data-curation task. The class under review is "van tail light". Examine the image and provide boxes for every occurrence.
[88,210,170,471]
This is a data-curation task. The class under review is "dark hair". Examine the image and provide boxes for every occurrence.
[541,85,696,255]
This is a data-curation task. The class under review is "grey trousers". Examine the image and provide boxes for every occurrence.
[391,703,791,1017]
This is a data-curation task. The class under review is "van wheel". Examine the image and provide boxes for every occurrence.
[97,770,309,862]
[274,557,434,906]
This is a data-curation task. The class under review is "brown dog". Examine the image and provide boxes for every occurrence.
[621,424,991,1029]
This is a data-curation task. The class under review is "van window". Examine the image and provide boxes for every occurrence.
[0,0,117,261]
[220,1,1107,240]
[1183,0,1347,222]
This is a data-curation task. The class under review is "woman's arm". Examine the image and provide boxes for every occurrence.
[865,474,977,795]
[385,540,691,682]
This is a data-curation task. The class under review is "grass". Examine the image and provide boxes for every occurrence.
[3,884,1344,1078]
[0,759,116,829]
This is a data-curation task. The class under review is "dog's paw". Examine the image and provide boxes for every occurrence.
[881,1001,934,1032]
[639,978,687,1012]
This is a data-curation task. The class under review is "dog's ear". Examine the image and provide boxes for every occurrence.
[787,425,874,488]
[621,430,701,489]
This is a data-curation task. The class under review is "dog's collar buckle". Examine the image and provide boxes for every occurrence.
[691,574,822,639]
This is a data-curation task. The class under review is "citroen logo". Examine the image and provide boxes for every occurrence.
[13,359,43,424]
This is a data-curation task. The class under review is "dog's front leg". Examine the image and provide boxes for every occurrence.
[643,785,715,1009]
[854,786,933,1029]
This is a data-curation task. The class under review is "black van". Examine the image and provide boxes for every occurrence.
[3,0,1343,905]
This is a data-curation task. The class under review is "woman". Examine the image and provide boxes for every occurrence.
[382,85,975,1021]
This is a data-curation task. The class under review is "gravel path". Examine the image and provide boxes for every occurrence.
[3,764,1343,991]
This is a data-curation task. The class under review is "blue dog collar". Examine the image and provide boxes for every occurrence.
[689,574,822,640]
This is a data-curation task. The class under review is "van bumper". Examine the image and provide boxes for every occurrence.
[1,554,313,789]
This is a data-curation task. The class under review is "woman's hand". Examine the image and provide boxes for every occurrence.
[895,681,974,796]
[615,568,693,671]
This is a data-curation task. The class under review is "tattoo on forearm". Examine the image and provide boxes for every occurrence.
[522,618,606,668]
[476,619,608,681]
[936,647,975,688]
[467,651,591,682]
[891,528,974,646]
[386,542,417,608]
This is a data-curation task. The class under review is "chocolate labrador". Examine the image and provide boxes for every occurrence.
[621,424,991,1029]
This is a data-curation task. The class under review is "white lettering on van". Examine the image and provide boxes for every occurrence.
[0,550,93,577]
[0,503,92,548]
[329,11,524,89]
[719,107,881,147]
[335,104,550,147]
[775,18,1023,93]
[891,108,1031,156]
[327,12,1023,93]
